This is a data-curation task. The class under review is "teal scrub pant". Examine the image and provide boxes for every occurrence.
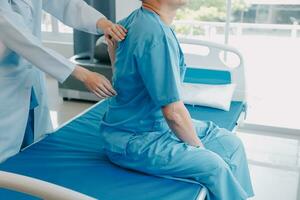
[104,120,254,200]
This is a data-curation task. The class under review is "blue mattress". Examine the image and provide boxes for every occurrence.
[0,100,244,200]
[186,101,245,131]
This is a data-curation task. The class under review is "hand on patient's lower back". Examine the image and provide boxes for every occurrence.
[72,65,117,99]
[84,72,117,99]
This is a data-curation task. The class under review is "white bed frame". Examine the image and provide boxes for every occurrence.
[0,171,96,200]
[179,38,247,132]
[179,38,247,102]
[0,39,247,200]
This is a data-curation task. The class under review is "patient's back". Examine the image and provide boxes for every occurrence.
[101,7,185,133]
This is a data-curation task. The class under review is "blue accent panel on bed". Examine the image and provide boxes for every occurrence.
[184,68,232,85]
[186,101,245,131]
[0,101,202,200]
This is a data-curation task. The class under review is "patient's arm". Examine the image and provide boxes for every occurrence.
[162,101,204,147]
[106,36,117,73]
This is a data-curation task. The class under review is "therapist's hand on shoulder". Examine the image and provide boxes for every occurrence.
[97,18,127,42]
[72,65,117,99]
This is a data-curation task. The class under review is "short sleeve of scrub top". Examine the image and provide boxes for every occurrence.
[136,40,182,107]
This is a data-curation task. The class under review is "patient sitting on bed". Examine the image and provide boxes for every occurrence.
[100,1,254,200]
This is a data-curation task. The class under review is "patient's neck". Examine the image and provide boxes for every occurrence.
[142,2,177,26]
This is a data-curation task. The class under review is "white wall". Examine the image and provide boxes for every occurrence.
[115,0,141,21]
[43,41,73,58]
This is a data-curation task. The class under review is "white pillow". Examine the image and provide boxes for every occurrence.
[181,83,236,111]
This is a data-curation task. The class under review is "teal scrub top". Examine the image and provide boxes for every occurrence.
[101,8,186,133]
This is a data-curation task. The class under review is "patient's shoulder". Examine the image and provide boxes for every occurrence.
[136,11,165,37]
[120,8,167,47]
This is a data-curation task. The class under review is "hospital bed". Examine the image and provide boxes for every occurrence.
[0,38,246,200]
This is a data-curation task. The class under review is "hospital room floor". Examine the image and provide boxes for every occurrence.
[46,76,300,200]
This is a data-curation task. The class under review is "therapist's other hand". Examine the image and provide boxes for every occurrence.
[72,65,117,99]
[97,18,127,42]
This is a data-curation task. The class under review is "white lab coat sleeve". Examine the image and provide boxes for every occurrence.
[42,0,106,34]
[0,8,75,83]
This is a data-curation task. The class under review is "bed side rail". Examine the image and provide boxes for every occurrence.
[179,38,247,103]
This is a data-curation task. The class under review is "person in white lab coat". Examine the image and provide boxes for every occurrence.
[0,0,127,163]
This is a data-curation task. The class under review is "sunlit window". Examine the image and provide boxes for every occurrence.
[174,0,248,42]
[176,0,300,130]
[41,12,52,32]
[41,12,73,42]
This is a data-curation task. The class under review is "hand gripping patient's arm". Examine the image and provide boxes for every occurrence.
[162,101,204,148]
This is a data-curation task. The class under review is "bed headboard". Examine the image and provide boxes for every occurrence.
[179,38,247,103]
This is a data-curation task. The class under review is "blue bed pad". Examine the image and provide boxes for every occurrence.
[186,101,245,131]
[0,100,244,200]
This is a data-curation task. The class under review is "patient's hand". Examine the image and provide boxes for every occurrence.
[72,65,117,99]
[162,101,204,148]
